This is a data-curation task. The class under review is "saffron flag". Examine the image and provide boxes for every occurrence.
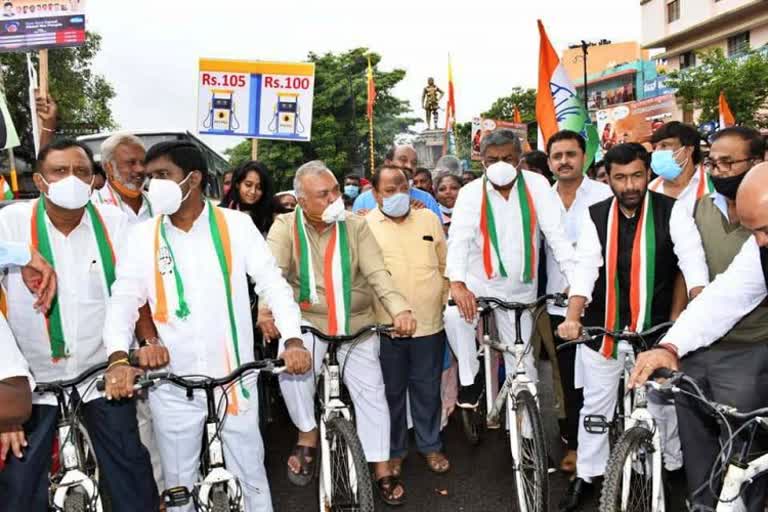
[0,176,12,200]
[536,20,598,172]
[513,105,522,124]
[719,91,736,128]
[366,57,376,119]
[444,55,457,155]
[0,91,19,151]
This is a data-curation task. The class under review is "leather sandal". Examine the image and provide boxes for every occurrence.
[286,445,316,487]
[376,475,406,507]
[424,451,451,474]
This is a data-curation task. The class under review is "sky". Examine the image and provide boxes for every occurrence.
[87,0,642,155]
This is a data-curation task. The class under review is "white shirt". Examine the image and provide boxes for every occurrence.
[648,165,707,213]
[0,241,30,268]
[0,201,128,405]
[663,236,766,356]
[0,314,34,390]
[546,177,613,316]
[103,202,302,382]
[446,171,576,302]
[569,196,710,303]
[92,182,153,224]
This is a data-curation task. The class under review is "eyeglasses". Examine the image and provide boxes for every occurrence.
[702,157,754,173]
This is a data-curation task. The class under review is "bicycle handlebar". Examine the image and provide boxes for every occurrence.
[95,359,285,393]
[35,362,109,394]
[300,324,394,342]
[448,293,568,312]
[556,321,675,352]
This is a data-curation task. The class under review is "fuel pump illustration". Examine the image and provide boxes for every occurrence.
[267,92,305,136]
[202,89,240,132]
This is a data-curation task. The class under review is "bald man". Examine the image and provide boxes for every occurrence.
[631,163,768,511]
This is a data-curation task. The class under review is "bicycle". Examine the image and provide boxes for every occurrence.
[556,321,674,512]
[449,293,566,512]
[35,362,110,512]
[300,324,393,512]
[648,369,768,512]
[97,358,284,512]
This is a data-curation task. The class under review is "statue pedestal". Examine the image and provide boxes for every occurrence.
[413,129,445,169]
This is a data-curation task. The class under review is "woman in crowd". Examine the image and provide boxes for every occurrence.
[219,160,275,235]
[434,173,462,234]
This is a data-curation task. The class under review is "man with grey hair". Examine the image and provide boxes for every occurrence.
[92,132,152,222]
[444,129,576,409]
[258,160,417,504]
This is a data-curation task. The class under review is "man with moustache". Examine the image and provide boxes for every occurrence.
[92,133,153,222]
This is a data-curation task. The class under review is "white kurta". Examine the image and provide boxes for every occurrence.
[0,314,34,390]
[0,201,128,406]
[92,182,153,224]
[648,165,708,212]
[444,171,577,387]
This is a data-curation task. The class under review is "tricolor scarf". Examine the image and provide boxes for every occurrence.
[152,201,248,414]
[649,165,713,199]
[479,174,538,283]
[294,206,352,335]
[0,176,12,200]
[31,199,116,360]
[601,193,656,359]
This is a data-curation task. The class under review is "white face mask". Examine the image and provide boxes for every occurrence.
[381,192,410,218]
[147,174,192,216]
[41,174,93,210]
[485,161,518,187]
[321,196,346,224]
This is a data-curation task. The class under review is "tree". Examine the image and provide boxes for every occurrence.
[224,48,418,190]
[665,48,768,128]
[1,32,116,161]
[482,87,538,147]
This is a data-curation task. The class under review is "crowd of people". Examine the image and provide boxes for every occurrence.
[0,117,767,512]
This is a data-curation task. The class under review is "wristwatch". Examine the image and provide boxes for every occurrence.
[138,337,160,348]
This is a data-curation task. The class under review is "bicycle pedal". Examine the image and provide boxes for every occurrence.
[584,414,610,434]
[163,486,192,507]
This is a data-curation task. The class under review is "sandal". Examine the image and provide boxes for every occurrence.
[376,475,406,507]
[424,452,451,474]
[286,445,317,487]
[390,456,405,478]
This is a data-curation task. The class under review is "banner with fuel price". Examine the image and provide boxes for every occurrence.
[197,58,315,141]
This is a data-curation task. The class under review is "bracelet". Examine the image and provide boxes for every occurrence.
[139,337,160,348]
[107,358,130,371]
[657,343,679,359]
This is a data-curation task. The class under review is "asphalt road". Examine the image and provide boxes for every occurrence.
[263,362,686,511]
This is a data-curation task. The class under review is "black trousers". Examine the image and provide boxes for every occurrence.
[0,397,158,512]
[379,331,446,458]
[550,314,584,451]
[676,343,768,512]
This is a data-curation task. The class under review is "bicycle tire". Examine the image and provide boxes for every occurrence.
[62,487,88,512]
[599,426,660,512]
[80,423,110,511]
[209,483,230,512]
[512,390,549,512]
[321,416,374,512]
[460,394,486,446]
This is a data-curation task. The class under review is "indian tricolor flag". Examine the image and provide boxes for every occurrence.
[0,175,12,200]
[719,91,736,128]
[536,20,599,172]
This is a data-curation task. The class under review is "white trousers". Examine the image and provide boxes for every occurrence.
[149,381,273,512]
[136,396,165,492]
[279,330,390,462]
[576,344,683,479]
[443,305,536,386]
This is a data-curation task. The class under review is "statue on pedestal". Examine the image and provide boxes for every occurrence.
[421,77,444,130]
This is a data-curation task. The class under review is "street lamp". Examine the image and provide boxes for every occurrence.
[568,39,611,111]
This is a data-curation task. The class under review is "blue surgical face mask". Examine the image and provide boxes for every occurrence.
[651,149,687,181]
[381,192,410,218]
[344,184,360,199]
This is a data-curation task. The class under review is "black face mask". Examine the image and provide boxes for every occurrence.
[710,172,747,200]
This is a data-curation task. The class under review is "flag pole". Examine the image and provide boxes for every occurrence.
[8,148,18,198]
[368,112,374,177]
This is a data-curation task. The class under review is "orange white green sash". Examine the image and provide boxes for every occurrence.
[479,174,538,283]
[0,176,12,200]
[601,193,656,359]
[31,199,116,360]
[94,182,153,215]
[649,165,713,199]
[152,201,248,413]
[294,206,352,335]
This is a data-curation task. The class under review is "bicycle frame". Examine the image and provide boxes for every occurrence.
[717,450,768,512]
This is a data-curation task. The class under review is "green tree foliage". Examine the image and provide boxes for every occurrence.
[1,32,116,161]
[482,86,538,147]
[225,48,418,191]
[665,48,768,128]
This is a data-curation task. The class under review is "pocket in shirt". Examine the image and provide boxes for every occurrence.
[87,260,107,300]
[416,238,439,269]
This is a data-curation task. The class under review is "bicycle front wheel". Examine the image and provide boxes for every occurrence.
[599,426,661,512]
[209,482,230,512]
[320,416,374,512]
[511,389,549,512]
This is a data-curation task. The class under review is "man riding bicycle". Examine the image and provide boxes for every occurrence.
[557,143,709,511]
[258,160,417,505]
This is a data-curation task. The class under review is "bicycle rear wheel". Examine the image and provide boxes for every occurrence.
[209,482,230,512]
[599,426,661,512]
[319,416,374,512]
[511,390,548,512]
[62,486,88,512]
[460,392,486,445]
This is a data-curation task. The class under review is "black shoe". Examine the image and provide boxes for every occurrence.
[558,477,594,512]
[457,373,483,409]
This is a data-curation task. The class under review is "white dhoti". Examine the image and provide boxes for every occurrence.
[149,380,273,512]
[279,328,390,462]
